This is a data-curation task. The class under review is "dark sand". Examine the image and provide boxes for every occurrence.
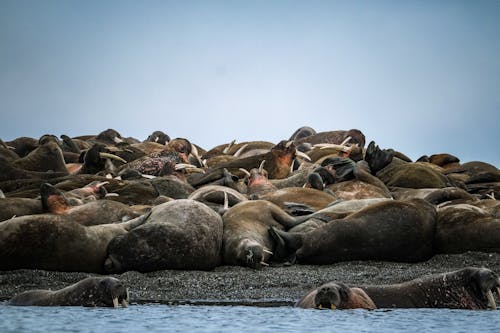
[1,252,499,306]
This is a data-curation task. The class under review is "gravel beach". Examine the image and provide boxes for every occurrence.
[2,252,499,306]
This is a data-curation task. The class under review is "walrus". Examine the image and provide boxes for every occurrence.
[296,282,376,310]
[222,200,306,269]
[40,183,141,225]
[358,267,500,309]
[104,199,223,273]
[145,130,170,145]
[269,199,436,264]
[294,129,366,148]
[192,140,309,185]
[0,211,150,272]
[0,197,43,222]
[9,277,129,308]
[12,141,69,174]
[434,204,500,254]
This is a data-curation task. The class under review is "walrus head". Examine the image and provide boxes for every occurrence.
[87,277,129,308]
[472,268,500,310]
[40,183,71,214]
[314,283,346,309]
[238,239,272,269]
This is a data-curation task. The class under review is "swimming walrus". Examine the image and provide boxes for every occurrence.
[269,199,436,264]
[358,267,500,309]
[295,282,376,310]
[9,277,129,308]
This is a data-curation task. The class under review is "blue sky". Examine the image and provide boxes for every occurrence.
[1,0,499,167]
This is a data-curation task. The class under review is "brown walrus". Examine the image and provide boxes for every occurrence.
[222,200,305,269]
[9,277,129,308]
[296,282,376,310]
[270,199,436,264]
[0,212,150,273]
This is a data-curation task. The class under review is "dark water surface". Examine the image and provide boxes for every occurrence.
[1,303,498,333]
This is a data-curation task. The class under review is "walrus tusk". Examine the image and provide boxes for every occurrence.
[121,299,128,308]
[260,261,269,267]
[223,140,236,154]
[340,136,352,146]
[190,144,205,167]
[113,137,124,144]
[175,163,205,173]
[330,304,336,310]
[239,168,251,177]
[0,189,5,199]
[113,297,119,308]
[295,150,311,161]
[105,193,120,197]
[486,290,496,310]
[259,160,266,173]
[314,143,351,153]
[99,152,127,164]
[263,249,273,255]
[285,141,293,148]
[233,144,249,157]
[223,192,229,211]
[140,174,157,179]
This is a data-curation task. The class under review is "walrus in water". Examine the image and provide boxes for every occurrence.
[358,267,500,309]
[296,282,376,310]
[9,277,129,308]
[269,199,436,264]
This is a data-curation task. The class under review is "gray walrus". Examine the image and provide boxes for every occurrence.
[105,199,223,273]
[358,267,500,309]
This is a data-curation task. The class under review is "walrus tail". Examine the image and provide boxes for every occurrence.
[268,226,302,264]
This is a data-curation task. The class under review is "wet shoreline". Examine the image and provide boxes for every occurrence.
[2,252,499,306]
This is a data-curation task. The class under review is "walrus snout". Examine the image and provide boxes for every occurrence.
[315,284,341,310]
[475,268,500,309]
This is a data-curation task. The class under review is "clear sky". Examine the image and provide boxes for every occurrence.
[1,0,499,167]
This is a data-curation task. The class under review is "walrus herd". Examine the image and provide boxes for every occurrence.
[1,127,499,309]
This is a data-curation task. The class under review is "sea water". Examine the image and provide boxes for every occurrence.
[0,303,498,333]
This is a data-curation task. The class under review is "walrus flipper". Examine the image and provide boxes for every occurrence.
[268,226,302,263]
[282,202,317,216]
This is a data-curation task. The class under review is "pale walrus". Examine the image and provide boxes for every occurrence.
[9,277,129,308]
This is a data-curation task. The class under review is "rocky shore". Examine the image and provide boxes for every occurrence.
[2,252,499,306]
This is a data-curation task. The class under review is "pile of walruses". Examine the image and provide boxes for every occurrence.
[1,127,499,310]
